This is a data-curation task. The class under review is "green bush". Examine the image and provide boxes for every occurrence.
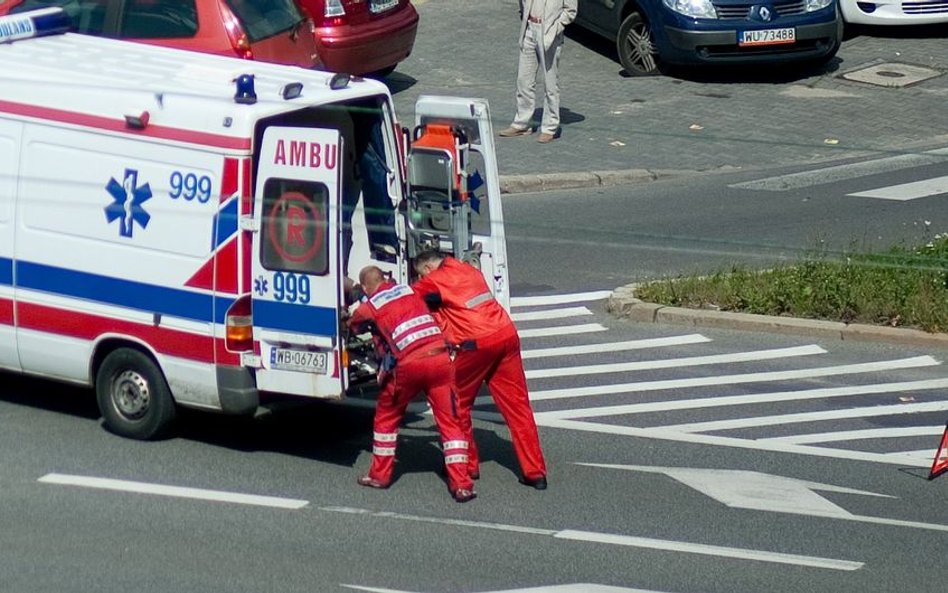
[634,233,948,333]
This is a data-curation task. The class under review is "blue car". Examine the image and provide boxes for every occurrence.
[574,0,843,76]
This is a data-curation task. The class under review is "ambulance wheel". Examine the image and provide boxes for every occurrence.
[96,348,176,440]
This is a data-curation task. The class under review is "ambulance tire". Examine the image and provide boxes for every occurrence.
[96,348,176,440]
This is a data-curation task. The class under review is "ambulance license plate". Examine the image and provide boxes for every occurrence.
[739,28,795,46]
[271,348,329,374]
[370,0,398,13]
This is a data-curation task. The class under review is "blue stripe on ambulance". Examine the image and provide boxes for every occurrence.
[253,299,336,335]
[0,257,11,286]
[12,259,336,334]
[212,197,239,251]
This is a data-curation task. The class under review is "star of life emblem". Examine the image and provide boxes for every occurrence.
[105,169,152,238]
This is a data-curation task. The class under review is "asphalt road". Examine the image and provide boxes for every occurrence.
[3,303,948,593]
[503,153,948,294]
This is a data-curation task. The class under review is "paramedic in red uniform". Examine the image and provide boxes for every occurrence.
[413,251,548,490]
[347,266,476,503]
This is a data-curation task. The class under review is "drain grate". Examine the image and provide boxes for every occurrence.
[841,62,942,88]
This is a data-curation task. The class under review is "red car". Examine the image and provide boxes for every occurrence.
[0,0,322,68]
[298,0,418,76]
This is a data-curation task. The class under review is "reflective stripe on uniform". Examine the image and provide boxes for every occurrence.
[373,445,397,456]
[394,326,441,351]
[373,431,398,442]
[465,291,494,308]
[444,454,469,465]
[371,284,413,308]
[391,314,436,338]
[442,440,468,450]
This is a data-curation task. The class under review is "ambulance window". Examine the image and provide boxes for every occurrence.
[261,179,329,276]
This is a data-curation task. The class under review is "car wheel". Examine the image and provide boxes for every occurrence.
[617,11,659,76]
[96,348,176,440]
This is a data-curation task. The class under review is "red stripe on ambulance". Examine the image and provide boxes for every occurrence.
[17,301,239,365]
[0,298,13,326]
[0,100,251,150]
[221,157,240,203]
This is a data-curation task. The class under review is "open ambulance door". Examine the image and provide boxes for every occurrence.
[249,127,346,399]
[410,96,510,310]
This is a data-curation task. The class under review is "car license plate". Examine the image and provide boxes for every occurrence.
[370,0,399,14]
[270,348,329,374]
[739,28,796,47]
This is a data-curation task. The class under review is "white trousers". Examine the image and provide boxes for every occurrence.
[513,21,563,135]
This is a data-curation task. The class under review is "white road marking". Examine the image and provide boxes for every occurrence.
[512,306,592,322]
[518,323,608,339]
[523,356,940,401]
[534,418,932,467]
[554,530,862,571]
[535,378,948,420]
[847,175,948,201]
[761,425,947,444]
[579,465,948,534]
[728,147,948,192]
[525,345,826,380]
[886,448,941,460]
[322,506,861,571]
[511,291,612,308]
[38,473,309,509]
[521,334,712,359]
[660,401,948,433]
[343,584,709,593]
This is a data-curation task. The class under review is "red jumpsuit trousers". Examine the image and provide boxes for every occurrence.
[454,323,546,481]
[367,348,473,494]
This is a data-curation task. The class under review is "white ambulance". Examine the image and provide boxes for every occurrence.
[0,9,509,439]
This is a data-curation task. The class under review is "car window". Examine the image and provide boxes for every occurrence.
[224,0,303,43]
[11,0,109,35]
[117,0,198,39]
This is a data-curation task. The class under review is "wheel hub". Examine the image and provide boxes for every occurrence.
[112,370,150,420]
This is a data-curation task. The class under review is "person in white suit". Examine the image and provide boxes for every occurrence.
[498,0,577,144]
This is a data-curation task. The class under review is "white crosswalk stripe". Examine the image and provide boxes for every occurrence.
[493,291,948,468]
[847,174,948,201]
[521,334,711,360]
[524,344,826,380]
[512,306,593,322]
[518,323,608,339]
[728,147,948,192]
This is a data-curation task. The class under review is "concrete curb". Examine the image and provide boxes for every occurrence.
[607,284,948,350]
[498,168,704,194]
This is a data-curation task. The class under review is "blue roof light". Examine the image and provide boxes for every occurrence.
[0,8,71,44]
[234,74,257,105]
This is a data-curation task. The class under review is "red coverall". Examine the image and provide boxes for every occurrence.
[413,257,547,482]
[348,281,473,495]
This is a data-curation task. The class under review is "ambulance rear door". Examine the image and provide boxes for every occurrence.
[414,96,510,310]
[250,126,346,398]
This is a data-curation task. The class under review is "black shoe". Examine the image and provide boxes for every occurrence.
[519,476,547,490]
[452,488,477,503]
